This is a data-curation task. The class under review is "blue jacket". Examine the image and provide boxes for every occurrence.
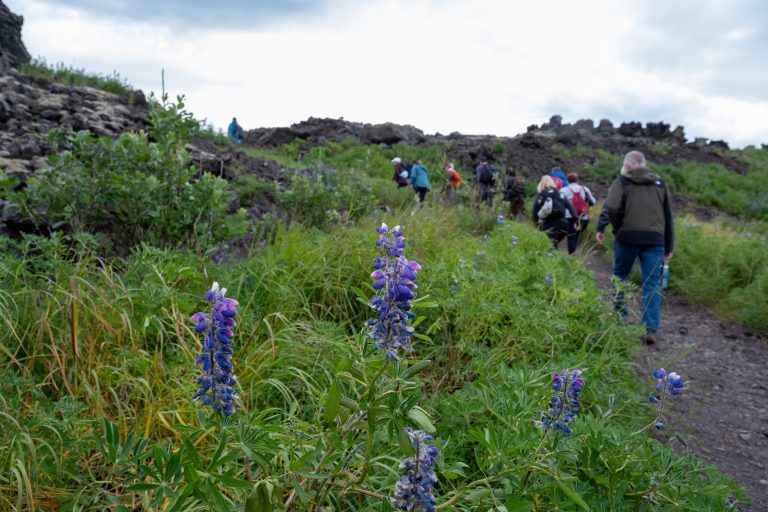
[551,168,568,189]
[409,164,430,189]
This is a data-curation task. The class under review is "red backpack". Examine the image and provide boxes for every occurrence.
[569,185,590,216]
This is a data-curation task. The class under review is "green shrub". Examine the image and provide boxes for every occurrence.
[9,98,246,253]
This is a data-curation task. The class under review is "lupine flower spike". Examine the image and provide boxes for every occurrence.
[648,368,683,430]
[191,282,239,416]
[368,224,422,362]
[541,368,585,436]
[391,428,440,512]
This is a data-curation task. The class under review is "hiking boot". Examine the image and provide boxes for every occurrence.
[642,331,657,345]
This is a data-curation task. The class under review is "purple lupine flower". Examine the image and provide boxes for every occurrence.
[496,215,505,224]
[191,282,238,416]
[391,428,440,512]
[544,274,554,285]
[367,224,422,362]
[648,368,684,429]
[541,368,584,436]
[510,236,519,246]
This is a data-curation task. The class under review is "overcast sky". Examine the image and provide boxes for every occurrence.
[7,0,768,147]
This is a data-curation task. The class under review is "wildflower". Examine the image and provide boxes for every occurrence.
[647,368,684,430]
[391,428,440,512]
[367,224,422,362]
[497,215,505,224]
[191,282,238,416]
[510,236,519,246]
[544,274,554,285]
[541,369,584,436]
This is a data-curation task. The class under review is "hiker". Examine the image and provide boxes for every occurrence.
[409,159,430,205]
[227,117,244,144]
[443,162,462,201]
[595,150,674,345]
[561,172,597,254]
[532,175,578,249]
[550,167,568,189]
[503,170,526,218]
[391,157,410,188]
[474,157,496,207]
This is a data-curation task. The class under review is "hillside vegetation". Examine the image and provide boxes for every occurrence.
[1,92,766,511]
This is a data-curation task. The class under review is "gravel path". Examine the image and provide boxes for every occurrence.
[581,248,768,511]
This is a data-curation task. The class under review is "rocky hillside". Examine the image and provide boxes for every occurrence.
[245,114,751,179]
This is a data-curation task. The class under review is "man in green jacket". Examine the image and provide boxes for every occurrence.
[595,151,674,344]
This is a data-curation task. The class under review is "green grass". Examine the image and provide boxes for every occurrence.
[18,58,134,100]
[0,210,744,510]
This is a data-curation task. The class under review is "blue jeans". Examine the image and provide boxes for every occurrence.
[612,243,664,332]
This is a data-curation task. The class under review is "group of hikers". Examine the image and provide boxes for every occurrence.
[390,150,674,345]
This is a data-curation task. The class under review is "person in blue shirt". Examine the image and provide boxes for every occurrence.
[409,160,430,205]
[227,117,244,144]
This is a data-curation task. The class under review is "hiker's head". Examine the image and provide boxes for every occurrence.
[391,157,402,165]
[232,117,237,122]
[622,151,646,174]
[480,157,488,164]
[444,162,454,171]
[567,173,579,183]
[537,175,557,192]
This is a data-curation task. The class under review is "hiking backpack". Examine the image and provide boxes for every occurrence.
[569,185,590,216]
[536,189,566,220]
[478,164,495,185]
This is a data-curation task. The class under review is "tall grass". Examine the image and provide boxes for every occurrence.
[0,210,743,510]
[18,58,135,100]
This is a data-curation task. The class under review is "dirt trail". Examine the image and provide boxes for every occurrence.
[580,248,768,511]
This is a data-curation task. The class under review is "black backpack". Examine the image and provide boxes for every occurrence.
[504,177,526,200]
[536,188,566,220]
[478,164,495,185]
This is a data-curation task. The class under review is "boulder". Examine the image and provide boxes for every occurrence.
[0,1,31,71]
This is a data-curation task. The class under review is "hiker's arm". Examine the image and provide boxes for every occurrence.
[604,180,624,227]
[586,187,597,205]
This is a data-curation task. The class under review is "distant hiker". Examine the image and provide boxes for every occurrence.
[561,172,597,254]
[391,157,410,188]
[550,167,568,189]
[474,157,497,207]
[533,175,578,249]
[227,117,244,144]
[503,170,526,218]
[596,150,674,345]
[443,162,463,201]
[409,159,430,205]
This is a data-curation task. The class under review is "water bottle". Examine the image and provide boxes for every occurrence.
[661,262,670,289]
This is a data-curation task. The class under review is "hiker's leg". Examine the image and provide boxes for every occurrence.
[566,221,578,254]
[638,245,664,333]
[612,242,639,318]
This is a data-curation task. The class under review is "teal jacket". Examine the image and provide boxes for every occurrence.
[409,164,430,189]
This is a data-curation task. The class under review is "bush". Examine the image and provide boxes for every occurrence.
[9,97,247,253]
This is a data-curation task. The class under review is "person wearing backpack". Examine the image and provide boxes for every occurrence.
[595,151,674,345]
[474,157,497,207]
[561,172,597,254]
[391,157,409,188]
[550,167,568,190]
[503,170,526,218]
[442,162,463,202]
[409,159,430,206]
[227,117,244,144]
[532,175,578,249]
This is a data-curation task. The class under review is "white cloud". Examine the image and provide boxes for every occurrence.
[9,0,768,146]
